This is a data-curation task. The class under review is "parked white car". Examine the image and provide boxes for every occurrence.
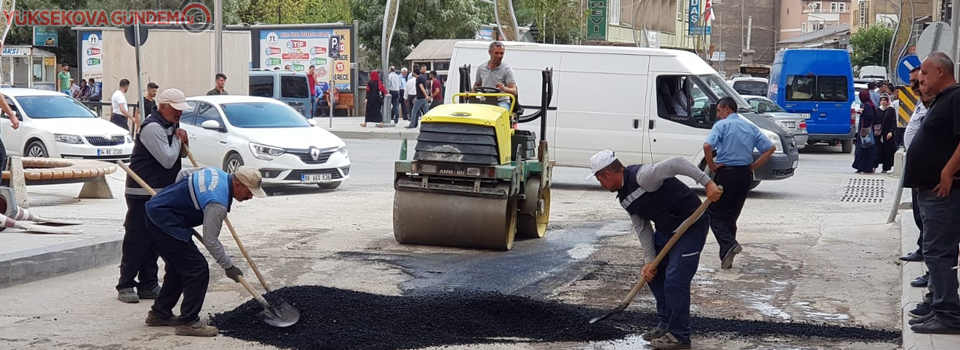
[726,76,769,97]
[0,88,133,160]
[180,95,350,189]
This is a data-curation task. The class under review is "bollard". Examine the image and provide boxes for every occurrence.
[9,156,27,208]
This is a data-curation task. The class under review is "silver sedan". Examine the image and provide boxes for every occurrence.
[742,95,809,149]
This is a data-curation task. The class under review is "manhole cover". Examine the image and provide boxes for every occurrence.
[840,178,885,203]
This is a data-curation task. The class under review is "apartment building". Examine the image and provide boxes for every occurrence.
[780,0,853,42]
[594,0,711,52]
[707,0,781,77]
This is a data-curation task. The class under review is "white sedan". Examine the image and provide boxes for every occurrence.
[0,88,133,160]
[181,95,350,189]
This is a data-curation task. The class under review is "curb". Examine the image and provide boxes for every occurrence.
[0,233,123,289]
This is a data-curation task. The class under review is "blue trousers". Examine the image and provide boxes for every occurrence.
[390,91,400,121]
[647,215,709,345]
[409,98,429,127]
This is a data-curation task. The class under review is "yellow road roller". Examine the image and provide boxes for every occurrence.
[392,67,555,251]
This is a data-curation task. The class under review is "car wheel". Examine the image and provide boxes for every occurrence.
[841,140,854,153]
[26,140,47,158]
[749,180,761,190]
[317,182,341,190]
[223,153,244,174]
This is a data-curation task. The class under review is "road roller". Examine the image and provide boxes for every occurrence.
[392,66,555,251]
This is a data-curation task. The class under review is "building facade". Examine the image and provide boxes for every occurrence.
[780,0,853,42]
[594,0,712,53]
[708,0,781,77]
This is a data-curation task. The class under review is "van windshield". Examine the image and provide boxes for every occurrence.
[695,75,752,110]
[733,81,768,96]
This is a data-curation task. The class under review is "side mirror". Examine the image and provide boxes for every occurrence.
[308,119,317,126]
[201,119,223,131]
[709,103,718,121]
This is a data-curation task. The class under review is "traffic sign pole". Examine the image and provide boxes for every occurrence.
[953,0,960,80]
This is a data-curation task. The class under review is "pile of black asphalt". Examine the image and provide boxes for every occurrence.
[212,286,900,350]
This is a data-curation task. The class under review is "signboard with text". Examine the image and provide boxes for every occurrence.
[80,31,103,81]
[33,27,58,47]
[688,0,712,36]
[259,28,353,92]
[587,0,606,41]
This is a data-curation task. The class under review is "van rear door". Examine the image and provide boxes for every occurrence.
[280,75,312,117]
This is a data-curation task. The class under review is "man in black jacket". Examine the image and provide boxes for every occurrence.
[116,88,192,303]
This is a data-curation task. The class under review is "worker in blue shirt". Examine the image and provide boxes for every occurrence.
[703,97,776,269]
[141,166,267,337]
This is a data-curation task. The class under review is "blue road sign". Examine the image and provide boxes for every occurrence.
[898,55,921,84]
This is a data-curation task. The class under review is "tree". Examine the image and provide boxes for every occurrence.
[239,0,351,24]
[849,25,894,68]
[352,0,484,69]
[516,0,583,44]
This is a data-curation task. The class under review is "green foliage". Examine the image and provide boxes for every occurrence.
[238,0,351,25]
[352,0,483,69]
[516,0,583,44]
[849,25,895,68]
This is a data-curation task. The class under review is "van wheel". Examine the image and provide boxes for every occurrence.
[841,140,854,153]
[749,180,761,190]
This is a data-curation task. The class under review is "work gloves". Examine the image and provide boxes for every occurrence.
[225,266,243,283]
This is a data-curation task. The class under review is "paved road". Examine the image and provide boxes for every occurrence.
[0,140,902,349]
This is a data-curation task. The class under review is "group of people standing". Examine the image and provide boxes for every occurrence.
[852,82,900,174]
[362,64,442,128]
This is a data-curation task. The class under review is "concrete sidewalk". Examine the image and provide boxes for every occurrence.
[900,208,960,350]
[0,171,128,289]
[313,116,420,140]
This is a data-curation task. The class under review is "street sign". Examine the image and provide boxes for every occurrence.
[124,25,148,47]
[33,27,57,47]
[688,0,711,36]
[587,0,607,41]
[916,21,953,60]
[897,54,921,85]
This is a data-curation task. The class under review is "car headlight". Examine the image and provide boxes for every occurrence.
[54,134,84,144]
[125,135,133,143]
[761,129,786,154]
[250,142,285,160]
[337,145,348,155]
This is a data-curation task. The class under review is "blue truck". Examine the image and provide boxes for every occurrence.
[769,49,857,153]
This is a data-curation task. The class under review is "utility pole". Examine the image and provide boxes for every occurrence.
[215,0,223,75]
[953,0,960,80]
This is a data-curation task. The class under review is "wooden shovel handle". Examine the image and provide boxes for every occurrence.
[182,146,271,292]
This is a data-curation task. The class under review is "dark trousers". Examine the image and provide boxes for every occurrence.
[110,113,128,131]
[707,166,752,260]
[148,218,209,325]
[912,188,924,254]
[918,185,960,327]
[116,196,160,291]
[399,90,408,120]
[390,91,400,122]
[648,216,709,345]
[0,135,7,186]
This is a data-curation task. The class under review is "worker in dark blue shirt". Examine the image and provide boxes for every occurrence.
[588,150,722,350]
[703,97,776,269]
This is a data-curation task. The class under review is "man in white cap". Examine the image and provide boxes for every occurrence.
[587,151,722,350]
[140,165,266,337]
[117,88,193,304]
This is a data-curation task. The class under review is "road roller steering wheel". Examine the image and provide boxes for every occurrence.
[473,86,502,94]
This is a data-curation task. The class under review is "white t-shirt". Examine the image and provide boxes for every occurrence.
[111,90,127,116]
[406,77,417,96]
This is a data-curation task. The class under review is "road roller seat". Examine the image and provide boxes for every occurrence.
[414,99,517,166]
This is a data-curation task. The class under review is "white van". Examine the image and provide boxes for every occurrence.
[445,41,799,188]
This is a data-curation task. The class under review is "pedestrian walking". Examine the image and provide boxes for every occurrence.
[853,90,878,173]
[133,82,159,121]
[117,88,192,304]
[873,94,896,173]
[142,166,265,336]
[904,52,960,334]
[399,67,409,120]
[407,66,431,129]
[587,150,722,350]
[702,97,776,269]
[111,79,137,132]
[57,64,71,95]
[405,69,418,121]
[361,71,386,128]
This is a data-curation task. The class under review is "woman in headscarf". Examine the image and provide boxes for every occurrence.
[361,71,388,127]
[873,93,897,173]
[852,89,877,174]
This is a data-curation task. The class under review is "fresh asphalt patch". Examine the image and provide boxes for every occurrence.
[212,286,900,350]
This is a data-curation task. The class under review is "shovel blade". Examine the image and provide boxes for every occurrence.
[257,300,300,328]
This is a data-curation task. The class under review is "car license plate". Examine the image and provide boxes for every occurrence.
[301,173,331,183]
[97,148,122,156]
[800,113,811,119]
[793,160,799,168]
[782,121,796,129]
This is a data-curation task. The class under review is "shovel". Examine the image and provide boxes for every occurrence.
[116,160,300,328]
[589,189,720,324]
